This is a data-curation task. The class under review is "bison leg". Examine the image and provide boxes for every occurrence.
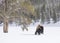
[35,31,37,35]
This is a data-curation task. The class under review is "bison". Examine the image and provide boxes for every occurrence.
[35,25,44,35]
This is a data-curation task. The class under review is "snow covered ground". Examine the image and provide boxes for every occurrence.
[0,21,60,43]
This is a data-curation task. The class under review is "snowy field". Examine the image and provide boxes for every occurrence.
[0,21,60,43]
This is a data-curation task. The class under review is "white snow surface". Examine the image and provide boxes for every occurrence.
[0,21,60,43]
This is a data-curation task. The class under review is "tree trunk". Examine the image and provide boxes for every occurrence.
[3,18,8,33]
[3,0,8,33]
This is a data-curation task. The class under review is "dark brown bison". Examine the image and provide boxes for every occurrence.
[35,25,44,35]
